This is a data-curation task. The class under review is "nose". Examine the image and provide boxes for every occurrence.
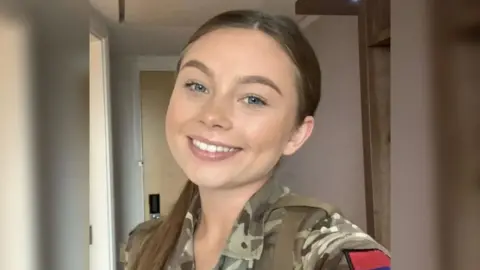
[198,99,233,130]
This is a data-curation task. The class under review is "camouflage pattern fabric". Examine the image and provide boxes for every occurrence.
[121,218,164,269]
[123,180,390,270]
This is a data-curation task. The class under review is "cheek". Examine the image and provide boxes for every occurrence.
[242,116,293,151]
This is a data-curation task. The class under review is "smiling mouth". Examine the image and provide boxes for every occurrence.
[191,138,238,152]
[187,137,242,161]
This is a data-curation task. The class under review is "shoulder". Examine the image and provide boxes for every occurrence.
[126,218,164,250]
[129,218,164,237]
[121,218,165,267]
[300,210,390,269]
[272,194,388,269]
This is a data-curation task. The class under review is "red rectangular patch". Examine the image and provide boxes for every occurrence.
[343,249,390,270]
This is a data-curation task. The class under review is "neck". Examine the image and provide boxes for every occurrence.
[195,180,267,243]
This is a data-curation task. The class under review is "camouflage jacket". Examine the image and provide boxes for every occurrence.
[123,180,390,270]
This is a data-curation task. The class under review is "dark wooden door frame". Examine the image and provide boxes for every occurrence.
[357,0,391,248]
[295,0,360,15]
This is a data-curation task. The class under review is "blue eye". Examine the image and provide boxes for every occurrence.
[244,95,266,106]
[185,81,207,93]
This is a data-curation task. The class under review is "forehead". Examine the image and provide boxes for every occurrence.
[181,28,297,83]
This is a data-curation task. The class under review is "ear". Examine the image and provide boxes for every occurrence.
[283,116,315,156]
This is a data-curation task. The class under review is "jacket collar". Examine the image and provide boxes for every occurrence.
[185,179,289,260]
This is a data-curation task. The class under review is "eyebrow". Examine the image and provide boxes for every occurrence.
[180,59,214,78]
[180,59,282,96]
[237,75,282,96]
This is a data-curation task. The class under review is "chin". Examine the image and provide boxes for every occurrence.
[187,168,267,192]
[190,179,236,190]
[188,175,234,190]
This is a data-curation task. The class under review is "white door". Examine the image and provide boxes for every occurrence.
[89,32,115,270]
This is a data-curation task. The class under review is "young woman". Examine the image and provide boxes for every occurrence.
[123,9,390,270]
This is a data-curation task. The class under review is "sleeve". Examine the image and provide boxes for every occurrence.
[301,212,391,270]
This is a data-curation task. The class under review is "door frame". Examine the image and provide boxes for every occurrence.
[90,16,116,270]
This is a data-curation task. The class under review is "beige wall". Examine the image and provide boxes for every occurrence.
[277,16,367,229]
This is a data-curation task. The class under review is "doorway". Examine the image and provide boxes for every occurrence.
[139,71,187,220]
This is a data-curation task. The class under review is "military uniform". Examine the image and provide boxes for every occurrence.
[122,180,390,270]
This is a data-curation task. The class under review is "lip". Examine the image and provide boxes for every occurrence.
[187,136,242,162]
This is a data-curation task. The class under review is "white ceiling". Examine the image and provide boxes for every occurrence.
[90,0,309,55]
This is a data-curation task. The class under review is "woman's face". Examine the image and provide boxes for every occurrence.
[165,28,314,190]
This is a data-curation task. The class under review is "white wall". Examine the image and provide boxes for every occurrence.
[33,3,90,270]
[1,4,108,269]
[0,12,37,270]
[111,16,366,250]
[277,16,366,228]
[110,55,142,267]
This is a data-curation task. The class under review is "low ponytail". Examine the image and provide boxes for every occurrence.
[132,181,198,270]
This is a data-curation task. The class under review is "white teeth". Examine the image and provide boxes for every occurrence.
[192,139,236,153]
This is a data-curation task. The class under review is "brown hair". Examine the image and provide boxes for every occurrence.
[132,10,321,270]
